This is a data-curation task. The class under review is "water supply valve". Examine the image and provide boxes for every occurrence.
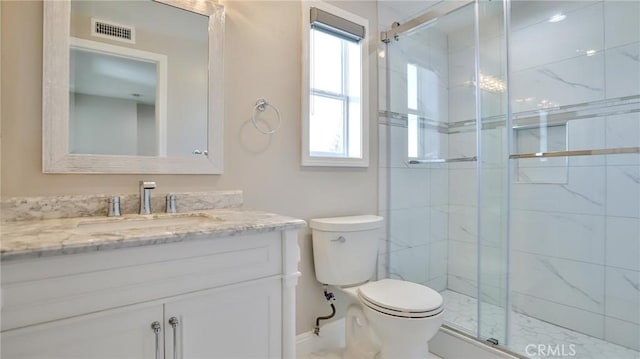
[324,290,335,302]
[314,285,337,335]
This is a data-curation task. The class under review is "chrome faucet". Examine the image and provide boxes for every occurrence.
[166,193,177,214]
[108,196,121,217]
[139,181,157,215]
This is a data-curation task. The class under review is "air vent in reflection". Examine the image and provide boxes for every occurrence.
[91,18,136,44]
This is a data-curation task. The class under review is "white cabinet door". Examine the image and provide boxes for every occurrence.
[1,304,163,359]
[164,277,282,359]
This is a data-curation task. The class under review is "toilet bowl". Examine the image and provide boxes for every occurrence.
[310,215,444,359]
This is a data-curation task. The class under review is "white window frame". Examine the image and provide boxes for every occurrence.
[301,1,370,167]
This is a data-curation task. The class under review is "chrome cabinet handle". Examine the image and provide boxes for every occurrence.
[169,316,179,359]
[331,236,346,243]
[151,321,161,359]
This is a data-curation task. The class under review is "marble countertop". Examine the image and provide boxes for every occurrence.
[0,208,306,261]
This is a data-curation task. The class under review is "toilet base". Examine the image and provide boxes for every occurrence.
[343,304,439,359]
[361,303,443,359]
[344,305,379,359]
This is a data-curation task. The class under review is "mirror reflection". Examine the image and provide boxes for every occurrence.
[69,0,209,157]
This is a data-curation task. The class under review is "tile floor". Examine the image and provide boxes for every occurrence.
[442,290,640,359]
[306,348,443,359]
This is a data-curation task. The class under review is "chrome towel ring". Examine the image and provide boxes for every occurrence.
[252,98,282,135]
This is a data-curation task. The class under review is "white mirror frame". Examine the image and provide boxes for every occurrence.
[43,0,224,174]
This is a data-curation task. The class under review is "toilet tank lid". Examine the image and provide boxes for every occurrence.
[309,215,384,232]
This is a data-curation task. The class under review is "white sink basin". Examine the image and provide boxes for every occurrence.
[75,213,219,233]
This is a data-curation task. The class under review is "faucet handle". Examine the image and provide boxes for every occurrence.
[139,180,156,215]
[140,181,157,189]
[108,196,121,217]
[166,193,177,214]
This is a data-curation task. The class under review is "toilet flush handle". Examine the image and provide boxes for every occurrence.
[331,236,346,243]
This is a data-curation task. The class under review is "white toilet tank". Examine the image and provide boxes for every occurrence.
[310,215,384,286]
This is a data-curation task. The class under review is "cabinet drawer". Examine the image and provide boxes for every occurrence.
[2,232,282,331]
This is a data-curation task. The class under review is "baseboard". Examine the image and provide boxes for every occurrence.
[296,319,345,358]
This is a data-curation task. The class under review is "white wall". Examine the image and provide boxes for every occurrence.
[70,93,138,155]
[0,0,379,335]
[137,103,156,156]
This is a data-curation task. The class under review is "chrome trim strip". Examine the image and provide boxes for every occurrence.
[378,95,640,134]
[509,147,640,159]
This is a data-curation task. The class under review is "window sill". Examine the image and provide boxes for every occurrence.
[302,156,369,167]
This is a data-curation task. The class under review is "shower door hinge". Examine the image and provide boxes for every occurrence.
[486,338,499,345]
[380,31,390,43]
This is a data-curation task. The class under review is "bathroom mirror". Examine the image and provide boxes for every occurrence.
[43,0,224,174]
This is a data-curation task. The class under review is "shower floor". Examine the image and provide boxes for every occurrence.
[441,290,640,359]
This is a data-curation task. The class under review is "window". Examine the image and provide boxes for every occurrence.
[406,62,443,160]
[302,2,369,167]
[407,63,419,158]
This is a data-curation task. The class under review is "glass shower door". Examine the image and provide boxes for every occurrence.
[382,0,511,343]
[381,1,639,356]
[476,0,510,346]
[384,1,465,300]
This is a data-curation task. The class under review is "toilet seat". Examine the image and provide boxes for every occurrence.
[357,279,443,318]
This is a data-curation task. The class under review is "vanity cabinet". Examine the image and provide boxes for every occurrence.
[1,229,300,359]
[2,304,162,358]
[164,278,282,359]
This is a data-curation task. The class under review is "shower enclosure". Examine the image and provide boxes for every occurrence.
[378,1,639,357]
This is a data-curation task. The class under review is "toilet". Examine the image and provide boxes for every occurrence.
[310,215,444,359]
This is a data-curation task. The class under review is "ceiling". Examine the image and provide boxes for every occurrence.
[70,48,157,105]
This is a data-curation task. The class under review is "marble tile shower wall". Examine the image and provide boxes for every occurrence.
[515,1,639,351]
[446,1,640,350]
[445,6,480,303]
